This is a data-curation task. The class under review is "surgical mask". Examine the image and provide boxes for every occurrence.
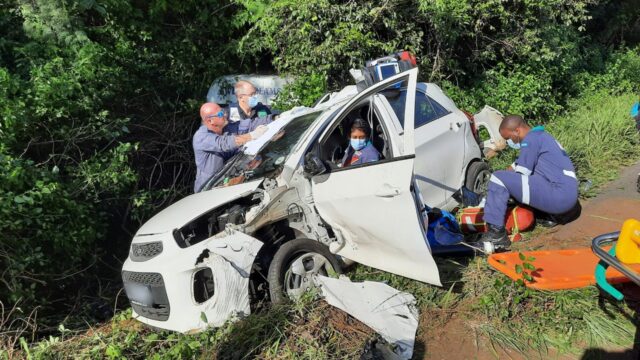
[248,95,259,108]
[507,138,521,150]
[350,138,367,151]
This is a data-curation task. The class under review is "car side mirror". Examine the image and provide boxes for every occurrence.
[303,153,326,178]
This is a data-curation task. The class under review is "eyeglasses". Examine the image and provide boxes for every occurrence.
[239,91,257,98]
[206,110,225,119]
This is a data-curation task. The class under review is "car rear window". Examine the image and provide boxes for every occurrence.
[383,89,450,128]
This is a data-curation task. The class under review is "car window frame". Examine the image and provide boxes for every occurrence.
[381,88,452,130]
[313,97,397,173]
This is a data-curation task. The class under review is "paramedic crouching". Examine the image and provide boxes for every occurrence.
[480,115,579,249]
[193,102,268,193]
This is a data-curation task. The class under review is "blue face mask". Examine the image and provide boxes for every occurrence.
[248,95,259,108]
[350,138,367,151]
[507,138,521,150]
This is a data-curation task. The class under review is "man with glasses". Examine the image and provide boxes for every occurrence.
[193,102,268,192]
[227,80,273,134]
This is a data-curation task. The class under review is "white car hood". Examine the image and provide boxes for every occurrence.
[136,180,263,235]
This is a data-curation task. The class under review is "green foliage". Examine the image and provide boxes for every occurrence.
[549,91,640,192]
[18,300,373,359]
[237,0,424,85]
[272,72,327,109]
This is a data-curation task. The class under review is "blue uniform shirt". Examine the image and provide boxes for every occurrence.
[193,115,274,192]
[341,142,380,167]
[513,128,577,185]
[192,125,238,192]
[227,102,272,134]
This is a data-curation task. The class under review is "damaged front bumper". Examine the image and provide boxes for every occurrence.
[122,230,263,333]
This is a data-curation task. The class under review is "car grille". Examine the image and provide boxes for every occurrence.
[122,271,170,321]
[130,241,163,262]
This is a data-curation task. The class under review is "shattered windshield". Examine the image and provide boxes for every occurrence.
[203,111,322,190]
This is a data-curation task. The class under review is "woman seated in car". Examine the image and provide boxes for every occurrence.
[340,118,380,167]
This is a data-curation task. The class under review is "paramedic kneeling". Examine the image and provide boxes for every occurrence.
[193,102,267,193]
[341,118,380,167]
[480,115,579,249]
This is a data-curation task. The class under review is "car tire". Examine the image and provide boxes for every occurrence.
[465,161,492,196]
[267,238,342,305]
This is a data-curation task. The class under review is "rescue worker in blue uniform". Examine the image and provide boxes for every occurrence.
[227,80,273,134]
[341,118,380,167]
[192,102,268,193]
[480,115,579,249]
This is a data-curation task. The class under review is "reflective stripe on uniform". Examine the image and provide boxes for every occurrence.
[521,175,530,205]
[563,170,576,179]
[490,174,506,188]
[514,165,532,176]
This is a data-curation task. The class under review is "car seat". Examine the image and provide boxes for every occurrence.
[372,124,387,159]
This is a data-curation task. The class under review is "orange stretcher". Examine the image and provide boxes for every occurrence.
[488,247,640,291]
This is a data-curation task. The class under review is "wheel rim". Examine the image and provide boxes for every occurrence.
[283,252,335,299]
[474,169,492,195]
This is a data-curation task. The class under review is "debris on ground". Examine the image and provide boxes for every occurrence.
[314,275,419,359]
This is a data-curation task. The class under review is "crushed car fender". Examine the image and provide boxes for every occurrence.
[314,275,419,360]
[195,232,263,329]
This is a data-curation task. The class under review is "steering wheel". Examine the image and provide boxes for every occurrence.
[330,145,343,165]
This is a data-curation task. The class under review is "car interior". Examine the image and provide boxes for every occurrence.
[318,97,391,169]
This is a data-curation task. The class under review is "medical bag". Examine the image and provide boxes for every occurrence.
[360,51,417,88]
[457,206,535,235]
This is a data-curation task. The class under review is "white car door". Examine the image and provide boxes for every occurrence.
[310,69,441,286]
[414,93,467,206]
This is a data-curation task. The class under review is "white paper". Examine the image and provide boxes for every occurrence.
[242,106,311,156]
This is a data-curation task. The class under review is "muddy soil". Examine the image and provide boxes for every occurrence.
[419,162,640,360]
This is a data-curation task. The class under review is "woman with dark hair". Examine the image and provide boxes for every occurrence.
[340,118,380,167]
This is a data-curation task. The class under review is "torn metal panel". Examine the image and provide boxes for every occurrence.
[315,275,419,360]
[474,106,506,158]
[197,235,263,327]
[124,230,263,333]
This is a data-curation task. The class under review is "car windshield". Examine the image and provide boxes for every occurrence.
[202,111,322,190]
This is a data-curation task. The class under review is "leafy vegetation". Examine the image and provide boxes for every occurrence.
[1,0,640,358]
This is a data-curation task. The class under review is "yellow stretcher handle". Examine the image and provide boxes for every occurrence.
[615,219,640,264]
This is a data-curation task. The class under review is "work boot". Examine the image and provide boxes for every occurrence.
[480,224,511,251]
[536,218,558,228]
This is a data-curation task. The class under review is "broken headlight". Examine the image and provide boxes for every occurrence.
[173,196,260,248]
[130,241,163,262]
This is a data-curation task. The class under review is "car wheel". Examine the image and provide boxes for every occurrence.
[267,238,342,304]
[465,161,492,196]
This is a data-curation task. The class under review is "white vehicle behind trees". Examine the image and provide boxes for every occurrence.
[122,68,501,332]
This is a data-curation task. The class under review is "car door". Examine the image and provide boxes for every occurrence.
[310,68,441,286]
[413,91,467,206]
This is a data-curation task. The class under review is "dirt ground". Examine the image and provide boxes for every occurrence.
[420,162,640,360]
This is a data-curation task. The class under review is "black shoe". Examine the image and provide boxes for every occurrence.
[480,224,511,250]
[537,218,558,228]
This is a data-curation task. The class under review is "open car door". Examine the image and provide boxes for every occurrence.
[310,68,441,286]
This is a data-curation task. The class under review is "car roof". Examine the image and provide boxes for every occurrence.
[418,83,459,113]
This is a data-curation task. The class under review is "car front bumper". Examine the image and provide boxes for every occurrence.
[122,230,263,333]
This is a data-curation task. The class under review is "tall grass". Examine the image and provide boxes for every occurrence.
[489,91,640,196]
[550,92,640,192]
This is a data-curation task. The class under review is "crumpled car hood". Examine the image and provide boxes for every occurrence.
[136,180,263,235]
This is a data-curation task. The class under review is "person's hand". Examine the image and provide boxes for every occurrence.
[250,125,268,140]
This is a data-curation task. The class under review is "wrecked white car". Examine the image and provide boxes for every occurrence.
[122,68,498,332]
